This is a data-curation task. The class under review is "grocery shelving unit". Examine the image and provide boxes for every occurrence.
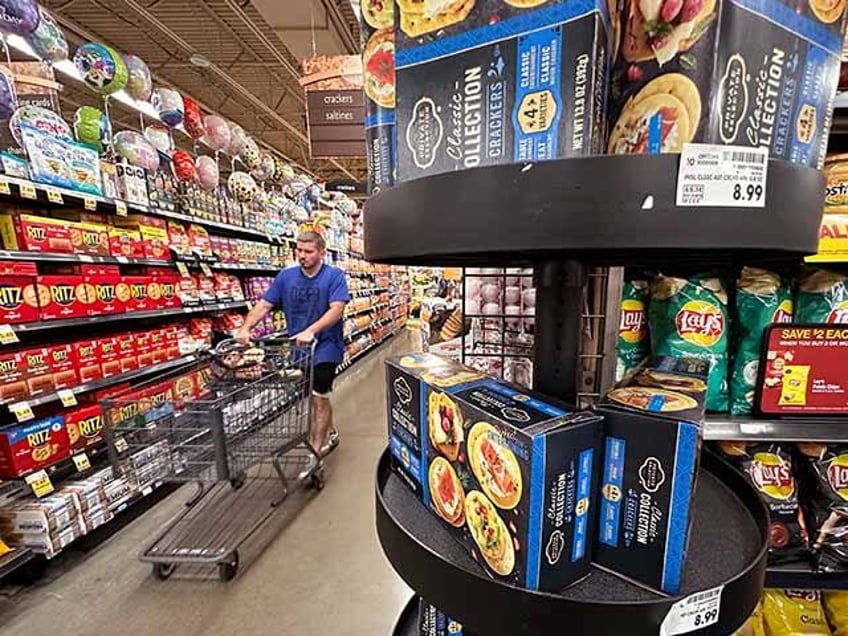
[365,154,825,635]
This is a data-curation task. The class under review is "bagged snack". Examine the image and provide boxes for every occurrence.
[824,591,848,636]
[797,443,848,572]
[616,277,650,381]
[649,275,729,411]
[762,589,832,635]
[731,268,794,415]
[795,269,848,323]
[718,442,809,563]
[734,601,765,636]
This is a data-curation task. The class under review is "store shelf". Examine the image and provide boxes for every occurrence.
[393,597,419,636]
[339,328,401,373]
[703,415,848,442]
[375,449,768,635]
[345,302,389,318]
[349,287,389,297]
[364,156,824,267]
[0,547,35,580]
[0,250,171,268]
[765,563,848,590]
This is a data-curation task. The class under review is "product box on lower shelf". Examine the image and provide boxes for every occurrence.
[73,339,101,384]
[98,336,121,378]
[65,404,105,453]
[594,356,708,595]
[386,353,603,592]
[0,261,39,324]
[0,350,27,404]
[418,599,463,636]
[0,491,79,534]
[48,343,79,390]
[23,346,54,396]
[0,415,69,478]
[117,333,138,373]
[0,214,73,253]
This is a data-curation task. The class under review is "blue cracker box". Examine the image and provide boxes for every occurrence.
[607,0,848,168]
[418,598,463,635]
[393,0,611,181]
[594,356,707,595]
[386,353,603,591]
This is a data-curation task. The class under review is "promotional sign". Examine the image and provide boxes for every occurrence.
[301,55,365,158]
[806,214,848,263]
[758,324,848,415]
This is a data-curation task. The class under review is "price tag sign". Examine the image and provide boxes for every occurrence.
[176,261,190,277]
[676,144,768,208]
[78,254,94,263]
[116,256,129,264]
[115,200,128,216]
[84,197,97,211]
[25,470,54,498]
[57,389,78,408]
[72,452,90,472]
[200,263,212,277]
[114,437,129,453]
[46,188,63,204]
[0,324,18,345]
[660,586,723,635]
[0,178,11,195]
[19,182,37,200]
[9,401,34,422]
[141,484,153,497]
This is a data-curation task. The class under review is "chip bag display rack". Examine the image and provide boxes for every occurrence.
[102,337,320,581]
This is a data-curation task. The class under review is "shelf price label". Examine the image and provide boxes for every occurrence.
[0,178,11,195]
[46,188,63,204]
[676,144,768,208]
[200,263,212,277]
[25,470,54,498]
[19,182,37,200]
[72,452,90,472]
[114,437,129,453]
[9,401,34,422]
[57,389,78,408]
[176,261,190,277]
[0,324,19,345]
[84,197,97,211]
[115,200,128,216]
[660,585,723,635]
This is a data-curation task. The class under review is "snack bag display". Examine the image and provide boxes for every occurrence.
[797,443,848,573]
[733,601,765,636]
[649,274,728,411]
[616,277,650,381]
[718,442,809,563]
[731,268,794,415]
[795,269,848,323]
[762,589,832,635]
[824,591,848,635]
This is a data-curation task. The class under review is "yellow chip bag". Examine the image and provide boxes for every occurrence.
[0,538,10,557]
[824,592,848,636]
[735,601,766,636]
[763,589,832,635]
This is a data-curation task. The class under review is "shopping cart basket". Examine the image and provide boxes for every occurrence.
[102,338,323,581]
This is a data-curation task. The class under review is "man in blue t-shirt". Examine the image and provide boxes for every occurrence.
[235,231,350,464]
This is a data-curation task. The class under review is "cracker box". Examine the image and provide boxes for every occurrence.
[23,346,54,396]
[0,350,27,404]
[107,227,144,260]
[0,416,69,478]
[81,264,126,316]
[36,275,88,320]
[196,274,216,304]
[135,330,154,367]
[124,276,153,312]
[178,275,200,306]
[393,1,610,181]
[187,224,212,258]
[0,492,79,533]
[113,215,170,261]
[149,328,167,365]
[98,336,121,378]
[0,214,73,253]
[48,343,79,390]
[167,220,190,257]
[386,353,603,591]
[0,261,39,324]
[418,599,463,636]
[154,271,181,309]
[117,333,138,373]
[69,222,110,257]
[65,404,104,453]
[594,356,708,595]
[607,0,848,168]
[73,339,101,383]
[116,163,149,207]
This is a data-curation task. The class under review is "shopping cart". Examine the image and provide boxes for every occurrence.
[102,337,323,581]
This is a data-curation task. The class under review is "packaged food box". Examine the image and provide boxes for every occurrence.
[73,339,101,383]
[135,330,154,367]
[107,227,144,260]
[0,350,27,404]
[164,325,180,360]
[0,214,73,253]
[113,215,170,261]
[418,599,463,636]
[116,163,149,207]
[0,415,69,478]
[393,1,609,181]
[0,260,39,324]
[607,0,848,168]
[80,264,126,316]
[179,275,200,306]
[124,275,154,312]
[9,522,81,558]
[22,346,54,396]
[0,492,79,533]
[48,343,79,390]
[97,335,121,378]
[80,504,113,533]
[59,481,106,514]
[187,224,212,258]
[65,404,104,453]
[117,332,138,373]
[167,220,190,256]
[68,221,109,257]
[594,356,708,595]
[386,353,603,591]
[149,328,167,365]
[35,274,87,320]
[195,274,216,304]
[155,272,181,309]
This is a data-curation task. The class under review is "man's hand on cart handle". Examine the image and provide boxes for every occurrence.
[234,326,252,345]
[293,329,315,346]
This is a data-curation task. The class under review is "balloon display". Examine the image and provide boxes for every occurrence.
[196,155,218,191]
[251,150,275,182]
[0,68,16,120]
[10,105,71,145]
[0,0,38,36]
[73,43,128,95]
[172,150,197,182]
[201,114,230,151]
[239,136,260,170]
[27,9,67,64]
[114,130,159,171]
[227,122,247,156]
[123,54,152,102]
[227,171,257,202]
[182,95,205,140]
[152,88,184,128]
[73,106,109,152]
[143,123,172,155]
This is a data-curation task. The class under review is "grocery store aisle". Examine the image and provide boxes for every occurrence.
[0,332,414,636]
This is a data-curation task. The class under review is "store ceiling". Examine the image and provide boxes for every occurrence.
[42,0,367,183]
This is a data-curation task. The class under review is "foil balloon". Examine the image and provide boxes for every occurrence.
[123,54,152,102]
[227,121,247,156]
[201,114,230,151]
[143,123,172,155]
[10,105,71,145]
[172,150,197,182]
[182,95,205,140]
[275,161,295,184]
[152,88,184,128]
[26,9,67,64]
[267,191,287,215]
[239,136,260,170]
[73,106,108,152]
[227,171,257,202]
[113,130,159,171]
[0,68,16,120]
[73,43,128,95]
[291,205,309,223]
[196,155,218,191]
[251,150,275,182]
[253,188,268,209]
[0,0,38,36]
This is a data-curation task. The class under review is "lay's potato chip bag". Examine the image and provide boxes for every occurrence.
[824,591,848,636]
[763,589,831,635]
[795,269,848,324]
[616,277,650,381]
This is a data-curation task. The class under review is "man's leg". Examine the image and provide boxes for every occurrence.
[309,363,338,453]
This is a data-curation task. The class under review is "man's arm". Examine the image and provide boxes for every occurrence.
[293,301,345,345]
[234,299,273,344]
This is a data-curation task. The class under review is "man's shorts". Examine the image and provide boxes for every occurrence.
[312,362,338,397]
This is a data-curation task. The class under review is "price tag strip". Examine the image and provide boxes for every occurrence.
[25,469,54,498]
[84,197,97,211]
[72,452,90,472]
[46,188,63,204]
[660,585,723,635]
[115,200,128,216]
[9,401,34,422]
[0,324,19,345]
[19,183,37,200]
[57,388,78,408]
[676,144,768,208]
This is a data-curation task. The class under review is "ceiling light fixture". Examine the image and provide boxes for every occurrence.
[189,53,211,68]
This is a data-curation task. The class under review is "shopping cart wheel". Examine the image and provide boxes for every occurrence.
[230,472,247,490]
[218,551,239,582]
[310,469,325,491]
[152,563,176,580]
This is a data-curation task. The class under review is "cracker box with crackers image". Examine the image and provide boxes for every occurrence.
[392,0,611,181]
[607,0,848,168]
[595,355,707,595]
[386,353,603,591]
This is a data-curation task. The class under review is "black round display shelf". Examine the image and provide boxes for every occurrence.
[365,156,824,635]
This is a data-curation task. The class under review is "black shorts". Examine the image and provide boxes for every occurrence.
[313,362,338,396]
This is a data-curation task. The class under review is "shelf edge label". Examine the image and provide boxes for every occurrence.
[660,585,723,635]
[25,469,54,498]
[676,144,768,208]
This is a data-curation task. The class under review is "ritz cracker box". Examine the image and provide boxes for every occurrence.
[386,353,603,592]
[606,0,848,168]
[594,356,708,595]
[391,0,611,181]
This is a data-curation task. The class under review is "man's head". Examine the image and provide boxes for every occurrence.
[295,231,326,273]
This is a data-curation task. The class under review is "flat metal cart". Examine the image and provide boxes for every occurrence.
[103,338,323,581]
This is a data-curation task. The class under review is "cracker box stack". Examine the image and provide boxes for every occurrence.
[390,0,611,181]
[607,0,848,168]
[386,352,603,592]
[594,355,708,595]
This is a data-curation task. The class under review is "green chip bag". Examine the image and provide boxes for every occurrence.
[616,278,649,381]
[649,274,729,411]
[730,267,793,415]
[795,269,848,323]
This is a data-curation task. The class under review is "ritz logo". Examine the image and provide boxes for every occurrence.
[25,225,46,242]
[82,230,100,248]
[0,357,18,374]
[51,284,75,306]
[51,348,69,364]
[160,281,177,297]
[96,283,116,302]
[79,343,95,358]
[79,414,103,438]
[27,351,45,367]
[0,284,23,309]
[130,283,148,299]
[101,341,115,355]
[26,421,61,447]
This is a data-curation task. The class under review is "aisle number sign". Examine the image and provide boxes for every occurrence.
[806,214,848,263]
[25,469,54,497]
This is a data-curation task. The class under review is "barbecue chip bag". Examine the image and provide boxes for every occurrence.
[762,589,832,635]
[617,277,650,381]
[798,443,848,573]
[731,268,793,415]
[824,591,848,636]
[649,274,728,411]
[795,269,848,323]
[718,442,809,563]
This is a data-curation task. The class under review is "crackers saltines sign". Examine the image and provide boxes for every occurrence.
[301,55,366,158]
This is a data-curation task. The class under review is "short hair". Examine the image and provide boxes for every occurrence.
[296,230,326,250]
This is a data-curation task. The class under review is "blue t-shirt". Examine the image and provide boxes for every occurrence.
[263,264,350,364]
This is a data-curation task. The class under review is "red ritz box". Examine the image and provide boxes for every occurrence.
[37,275,89,320]
[0,350,27,404]
[98,336,121,379]
[164,326,179,361]
[81,264,126,316]
[135,330,154,368]
[48,344,79,390]
[117,333,138,373]
[107,227,144,260]
[73,339,101,383]
[124,276,154,312]
[0,261,39,325]
[0,416,70,478]
[0,214,73,253]
[23,346,54,396]
[149,329,168,365]
[65,404,104,452]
